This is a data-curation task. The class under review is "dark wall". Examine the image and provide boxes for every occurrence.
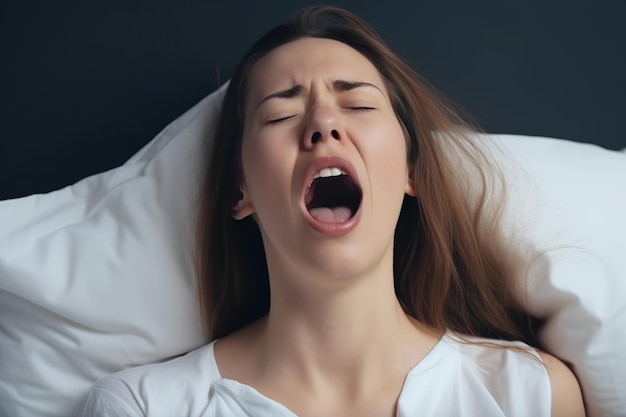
[1,1,624,200]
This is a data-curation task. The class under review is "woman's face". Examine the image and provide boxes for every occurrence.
[236,37,414,280]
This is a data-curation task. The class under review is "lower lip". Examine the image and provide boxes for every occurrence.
[303,206,362,237]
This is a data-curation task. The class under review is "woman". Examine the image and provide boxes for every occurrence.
[80,6,585,416]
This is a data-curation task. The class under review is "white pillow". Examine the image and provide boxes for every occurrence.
[0,84,227,417]
[0,84,624,416]
[491,134,626,417]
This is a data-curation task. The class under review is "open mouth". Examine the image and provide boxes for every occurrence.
[305,168,362,224]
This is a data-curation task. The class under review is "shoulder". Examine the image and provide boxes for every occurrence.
[442,332,548,376]
[441,333,554,415]
[79,342,220,417]
[79,381,142,417]
[401,333,555,416]
[442,334,586,416]
[537,352,586,417]
[443,334,550,382]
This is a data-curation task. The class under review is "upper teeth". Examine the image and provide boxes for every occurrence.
[313,167,347,179]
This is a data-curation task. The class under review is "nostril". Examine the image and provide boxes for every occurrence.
[312,132,322,144]
[331,130,340,140]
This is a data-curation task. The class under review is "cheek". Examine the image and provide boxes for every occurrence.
[241,133,296,209]
[363,120,409,181]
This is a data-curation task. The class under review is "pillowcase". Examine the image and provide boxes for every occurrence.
[0,84,226,417]
[0,83,624,416]
[491,134,626,417]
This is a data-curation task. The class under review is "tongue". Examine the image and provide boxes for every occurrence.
[309,206,352,223]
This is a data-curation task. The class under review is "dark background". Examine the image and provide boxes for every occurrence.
[1,0,624,200]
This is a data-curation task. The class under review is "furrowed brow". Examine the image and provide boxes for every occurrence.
[257,85,303,108]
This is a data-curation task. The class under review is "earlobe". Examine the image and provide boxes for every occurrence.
[405,172,417,197]
[232,187,255,220]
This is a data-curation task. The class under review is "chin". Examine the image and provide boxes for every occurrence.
[301,240,392,282]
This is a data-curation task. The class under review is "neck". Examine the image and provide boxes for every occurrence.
[255,248,435,395]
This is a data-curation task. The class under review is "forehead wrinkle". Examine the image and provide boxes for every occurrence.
[245,38,388,118]
[255,77,385,110]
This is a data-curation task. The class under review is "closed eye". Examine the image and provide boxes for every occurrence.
[346,106,376,111]
[266,115,297,125]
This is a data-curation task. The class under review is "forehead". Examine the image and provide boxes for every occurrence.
[246,37,386,101]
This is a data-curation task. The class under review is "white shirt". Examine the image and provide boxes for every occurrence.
[79,332,551,416]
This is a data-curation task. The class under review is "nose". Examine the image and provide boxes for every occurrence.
[302,107,342,150]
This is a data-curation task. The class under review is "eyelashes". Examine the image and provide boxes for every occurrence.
[265,106,375,125]
[267,115,296,125]
[347,106,375,111]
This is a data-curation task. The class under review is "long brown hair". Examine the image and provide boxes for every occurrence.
[194,5,539,345]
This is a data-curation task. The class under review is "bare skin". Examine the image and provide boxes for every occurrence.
[216,311,442,417]
[218,37,586,417]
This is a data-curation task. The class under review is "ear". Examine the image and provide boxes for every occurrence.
[232,186,255,220]
[405,169,416,197]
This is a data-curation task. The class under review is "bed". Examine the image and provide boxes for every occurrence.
[1,1,625,416]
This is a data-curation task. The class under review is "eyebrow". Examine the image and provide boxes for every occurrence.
[256,79,382,108]
[332,79,381,93]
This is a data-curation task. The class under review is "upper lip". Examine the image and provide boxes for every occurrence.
[301,155,362,206]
